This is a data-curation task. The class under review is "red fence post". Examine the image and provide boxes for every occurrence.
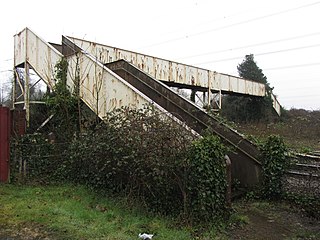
[0,106,11,182]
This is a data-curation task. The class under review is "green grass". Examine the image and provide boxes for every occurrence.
[0,183,198,239]
[2,184,318,239]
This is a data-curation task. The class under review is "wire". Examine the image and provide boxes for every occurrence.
[0,58,13,62]
[139,1,320,49]
[178,31,320,60]
[281,94,320,99]
[150,5,252,41]
[265,62,320,71]
[0,70,11,73]
[194,43,320,65]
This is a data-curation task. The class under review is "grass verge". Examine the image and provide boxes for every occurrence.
[0,183,199,239]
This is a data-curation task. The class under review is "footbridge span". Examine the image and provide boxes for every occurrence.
[66,36,281,115]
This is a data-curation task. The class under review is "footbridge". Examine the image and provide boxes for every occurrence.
[13,27,282,186]
[66,36,281,115]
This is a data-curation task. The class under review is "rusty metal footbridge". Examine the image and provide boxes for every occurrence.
[13,27,282,186]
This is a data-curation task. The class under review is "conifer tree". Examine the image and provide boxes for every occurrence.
[222,54,274,122]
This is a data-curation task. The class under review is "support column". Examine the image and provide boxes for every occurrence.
[24,29,30,127]
[218,89,222,110]
[190,89,196,103]
[24,62,30,127]
[225,155,232,209]
[208,73,212,110]
[12,69,16,110]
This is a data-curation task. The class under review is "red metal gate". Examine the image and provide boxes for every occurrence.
[0,106,11,182]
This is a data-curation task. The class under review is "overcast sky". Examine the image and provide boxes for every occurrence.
[1,0,319,110]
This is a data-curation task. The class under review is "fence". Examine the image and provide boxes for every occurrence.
[0,106,10,182]
[10,135,67,182]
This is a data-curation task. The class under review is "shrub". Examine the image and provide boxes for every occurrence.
[187,135,228,222]
[260,135,288,199]
[64,107,230,221]
[65,106,196,215]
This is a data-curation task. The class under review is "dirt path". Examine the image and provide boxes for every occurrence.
[0,224,53,240]
[229,201,320,240]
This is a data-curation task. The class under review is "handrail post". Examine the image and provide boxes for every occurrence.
[225,155,232,209]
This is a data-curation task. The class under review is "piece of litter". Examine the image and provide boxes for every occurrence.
[138,233,154,240]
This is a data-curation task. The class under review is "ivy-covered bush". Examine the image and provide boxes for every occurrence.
[260,135,288,199]
[63,107,229,221]
[187,135,228,222]
[65,106,197,215]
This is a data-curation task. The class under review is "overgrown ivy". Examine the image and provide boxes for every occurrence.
[45,57,78,142]
[187,134,228,222]
[260,135,289,199]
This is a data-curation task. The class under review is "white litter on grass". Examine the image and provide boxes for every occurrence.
[138,233,154,239]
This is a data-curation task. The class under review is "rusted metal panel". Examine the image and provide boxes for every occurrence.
[66,50,159,119]
[155,58,169,80]
[0,106,10,182]
[14,29,26,66]
[186,65,195,86]
[68,37,279,115]
[238,79,247,94]
[210,71,220,90]
[174,62,186,84]
[271,94,281,115]
[244,80,253,95]
[228,76,238,93]
[255,81,262,95]
[198,69,209,88]
[218,74,230,92]
[14,28,63,89]
[67,37,266,96]
[137,54,153,76]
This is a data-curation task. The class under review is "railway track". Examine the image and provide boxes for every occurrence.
[284,152,320,196]
[286,152,320,177]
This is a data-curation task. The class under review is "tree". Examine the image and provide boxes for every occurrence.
[221,54,274,122]
[238,54,267,84]
[0,80,12,107]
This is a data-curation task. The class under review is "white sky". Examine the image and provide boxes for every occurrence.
[1,0,319,110]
